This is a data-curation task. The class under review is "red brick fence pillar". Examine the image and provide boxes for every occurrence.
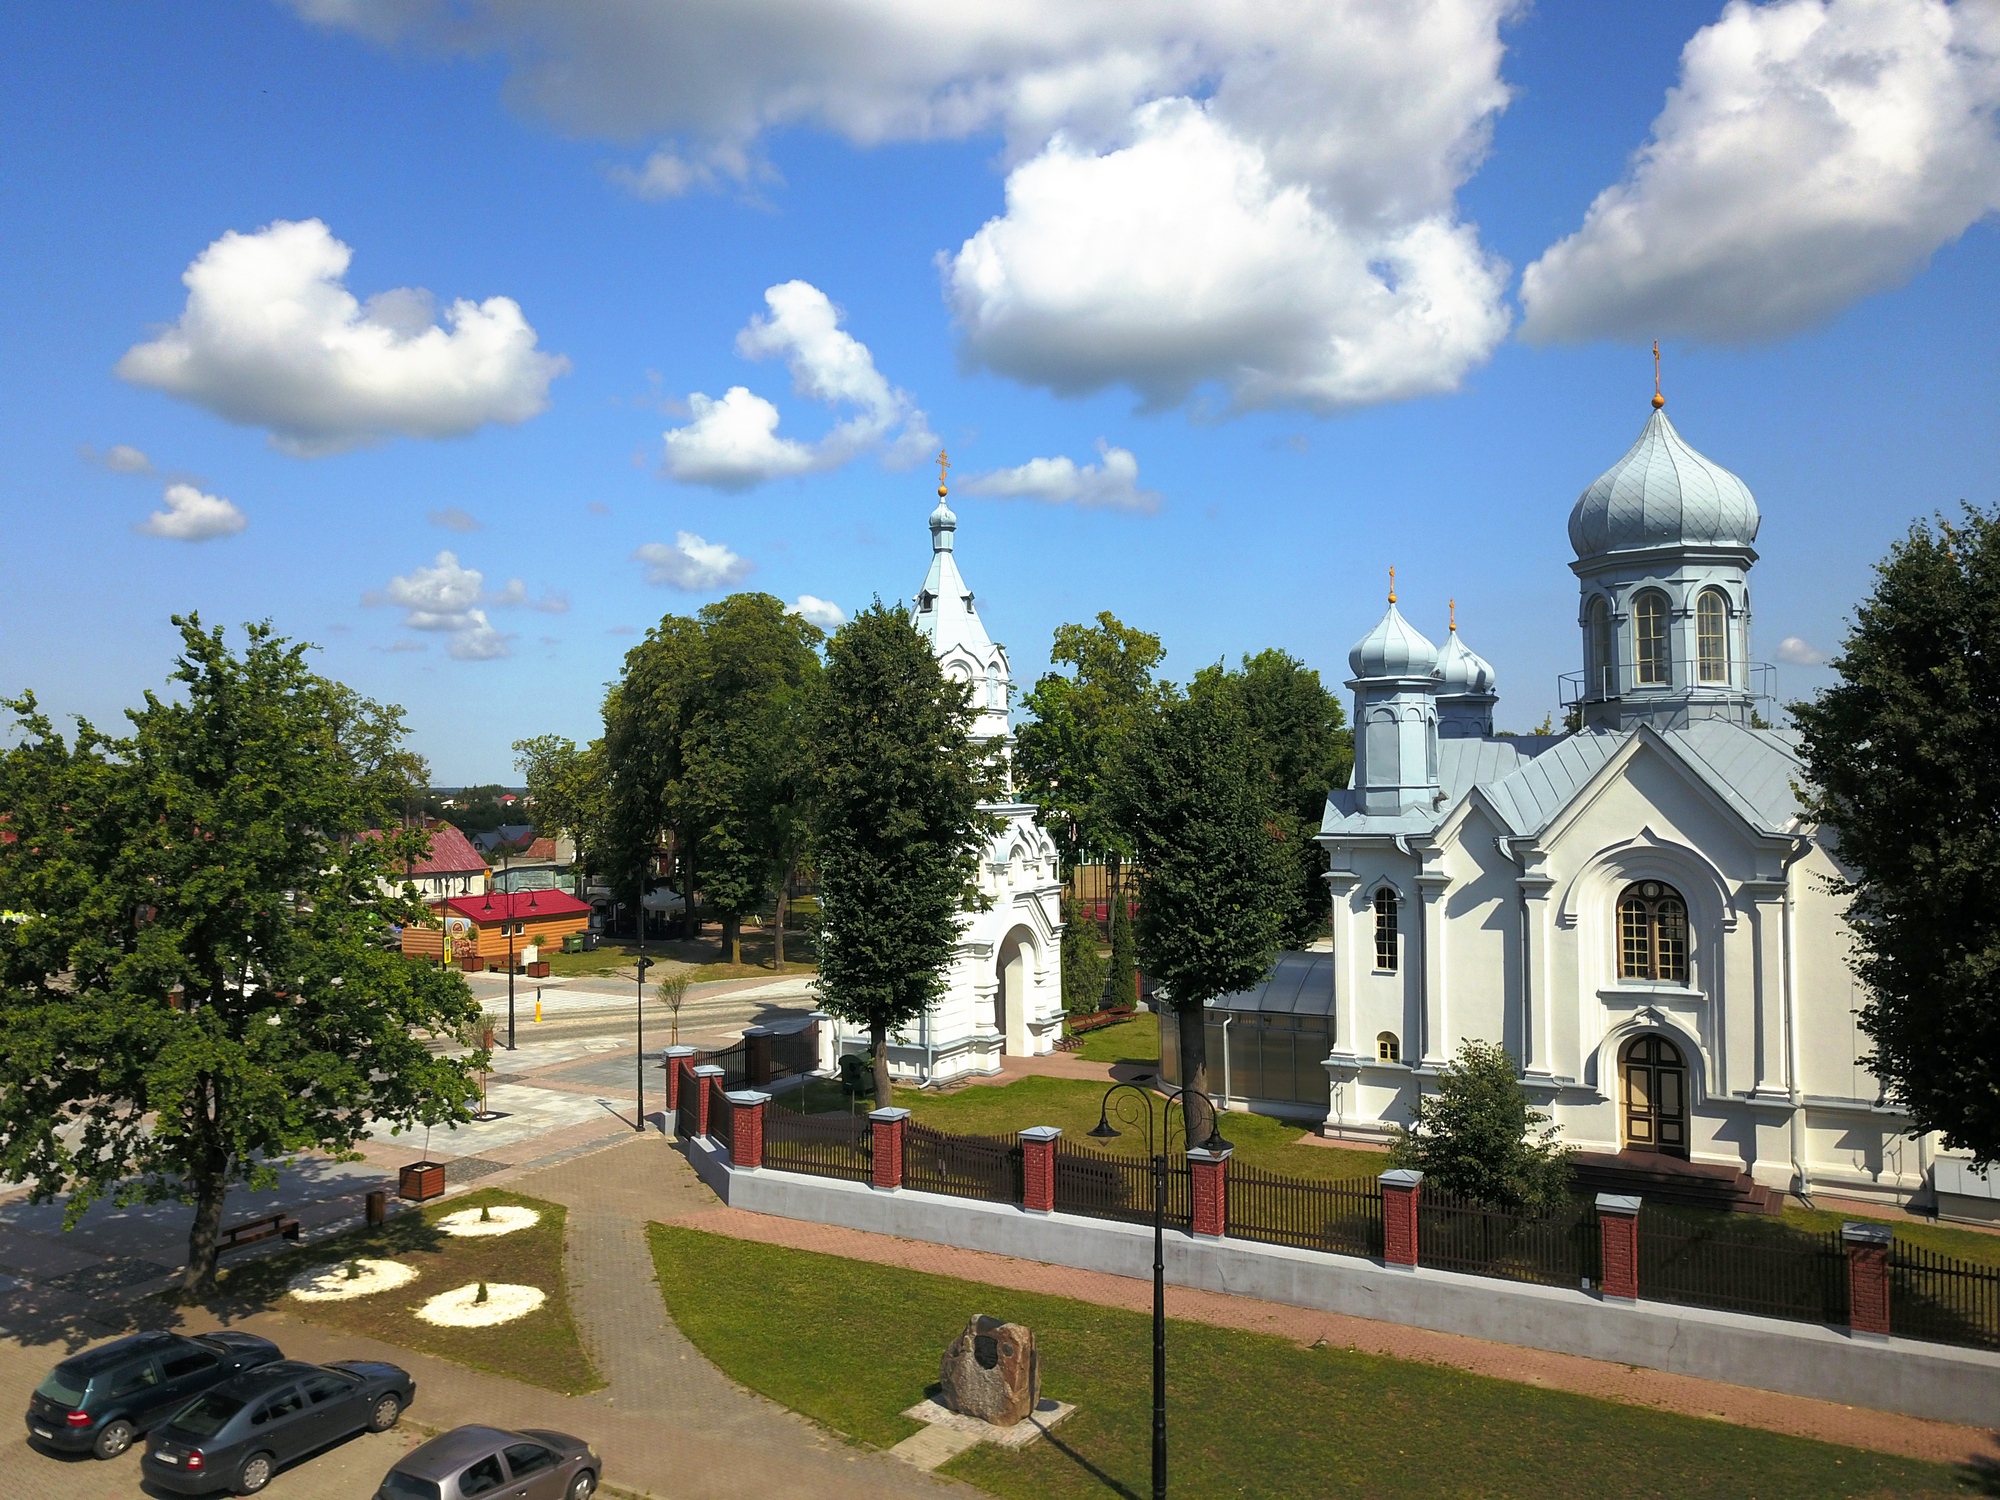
[1843,1221,1893,1340]
[724,1090,768,1169]
[1020,1126,1059,1213]
[1188,1146,1231,1238]
[662,1046,699,1119]
[691,1063,725,1140]
[1381,1168,1422,1270]
[1595,1193,1641,1302]
[870,1106,909,1191]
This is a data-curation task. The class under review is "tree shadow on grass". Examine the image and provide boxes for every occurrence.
[1960,1453,2000,1496]
[187,1209,449,1323]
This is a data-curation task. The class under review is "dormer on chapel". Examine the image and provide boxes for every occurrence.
[1434,602,1497,739]
[1568,359,1760,732]
[911,453,1012,744]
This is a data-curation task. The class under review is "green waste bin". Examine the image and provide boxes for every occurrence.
[562,933,585,954]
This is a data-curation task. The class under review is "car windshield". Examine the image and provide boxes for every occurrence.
[170,1391,245,1440]
[379,1471,442,1500]
[34,1366,88,1406]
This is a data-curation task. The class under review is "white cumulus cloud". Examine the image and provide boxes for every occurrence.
[116,219,571,456]
[634,532,754,590]
[363,549,555,658]
[290,1,1519,414]
[789,594,847,629]
[1776,636,1830,666]
[963,439,1160,512]
[664,282,935,489]
[1521,0,2000,343]
[135,483,247,542]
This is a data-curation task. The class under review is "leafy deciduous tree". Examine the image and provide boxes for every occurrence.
[1792,505,2000,1165]
[812,603,998,1103]
[1389,1040,1573,1213]
[0,618,483,1296]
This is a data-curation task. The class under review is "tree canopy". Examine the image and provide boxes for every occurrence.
[1389,1040,1572,1213]
[1792,505,2000,1164]
[0,618,483,1295]
[812,602,998,1102]
[1114,688,1289,1097]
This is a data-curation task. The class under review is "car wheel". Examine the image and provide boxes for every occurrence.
[367,1394,403,1432]
[566,1470,597,1500]
[237,1451,275,1495]
[91,1419,134,1460]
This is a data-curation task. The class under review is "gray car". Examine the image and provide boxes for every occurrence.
[376,1424,598,1500]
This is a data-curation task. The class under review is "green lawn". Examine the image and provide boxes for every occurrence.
[1065,1011,1159,1064]
[211,1187,600,1394]
[646,1223,1973,1500]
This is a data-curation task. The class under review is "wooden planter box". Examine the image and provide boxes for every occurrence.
[458,955,485,973]
[399,1161,447,1202]
[526,961,550,978]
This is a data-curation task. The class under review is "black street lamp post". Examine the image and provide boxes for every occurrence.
[1088,1076,1228,1500]
[635,879,652,1132]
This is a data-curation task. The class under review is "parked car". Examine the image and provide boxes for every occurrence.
[139,1356,414,1495]
[26,1329,283,1460]
[377,1423,599,1500]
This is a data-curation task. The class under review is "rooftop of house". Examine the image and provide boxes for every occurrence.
[364,820,487,876]
[439,889,592,923]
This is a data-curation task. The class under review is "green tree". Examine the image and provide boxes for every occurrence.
[1015,612,1167,886]
[1060,890,1107,1013]
[512,733,607,877]
[683,594,823,965]
[601,615,706,937]
[1792,506,2000,1164]
[813,603,998,1103]
[1106,873,1137,1010]
[1389,1040,1573,1213]
[0,618,483,1296]
[1116,689,1289,1100]
[1193,649,1351,948]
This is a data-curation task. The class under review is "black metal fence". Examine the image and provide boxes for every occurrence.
[1636,1211,1847,1326]
[1051,1139,1190,1227]
[1418,1189,1601,1288]
[763,1100,873,1183]
[1890,1241,2000,1351]
[904,1123,1022,1204]
[1227,1165,1383,1259]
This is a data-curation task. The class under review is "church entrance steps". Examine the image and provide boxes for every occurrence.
[1572,1151,1783,1216]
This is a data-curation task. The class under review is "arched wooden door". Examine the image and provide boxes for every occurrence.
[1621,1035,1689,1159]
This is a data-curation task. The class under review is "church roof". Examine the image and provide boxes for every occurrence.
[911,498,996,661]
[1435,626,1495,695]
[1321,720,1804,840]
[1348,601,1438,679]
[1568,407,1759,563]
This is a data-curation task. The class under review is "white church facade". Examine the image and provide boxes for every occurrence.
[828,479,1066,1083]
[1193,395,1929,1205]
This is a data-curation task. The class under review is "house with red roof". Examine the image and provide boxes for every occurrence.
[401,888,591,971]
[366,821,490,903]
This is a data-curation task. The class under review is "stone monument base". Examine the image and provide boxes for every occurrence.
[890,1397,1075,1471]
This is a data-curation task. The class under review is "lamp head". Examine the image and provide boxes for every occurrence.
[1087,1118,1120,1141]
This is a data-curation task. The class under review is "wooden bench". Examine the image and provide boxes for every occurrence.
[218,1213,301,1254]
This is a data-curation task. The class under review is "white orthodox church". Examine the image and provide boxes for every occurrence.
[1174,393,1932,1206]
[828,478,1066,1083]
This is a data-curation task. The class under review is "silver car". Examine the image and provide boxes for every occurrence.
[376,1424,597,1500]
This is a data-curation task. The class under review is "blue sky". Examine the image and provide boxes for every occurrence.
[5,1,1998,780]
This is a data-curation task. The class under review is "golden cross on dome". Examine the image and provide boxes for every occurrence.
[1652,340,1664,410]
[936,449,950,498]
[1450,598,1457,632]
[1388,565,1397,605]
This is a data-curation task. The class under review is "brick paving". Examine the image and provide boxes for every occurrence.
[659,1186,2000,1471]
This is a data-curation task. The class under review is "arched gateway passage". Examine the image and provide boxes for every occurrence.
[1621,1034,1689,1158]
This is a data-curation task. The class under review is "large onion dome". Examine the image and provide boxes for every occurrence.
[1568,407,1759,562]
[1434,624,1495,695]
[1349,602,1438,679]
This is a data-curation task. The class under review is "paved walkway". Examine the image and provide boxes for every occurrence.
[659,1180,2000,1472]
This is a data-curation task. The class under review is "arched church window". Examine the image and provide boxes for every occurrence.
[1633,591,1670,685]
[1376,1032,1400,1063]
[1618,880,1688,983]
[1697,589,1729,682]
[987,663,1001,708]
[1587,597,1614,697]
[1373,887,1399,972]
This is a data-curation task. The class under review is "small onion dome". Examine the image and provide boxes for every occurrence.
[1349,602,1438,679]
[1435,626,1495,695]
[1569,407,1759,562]
[929,497,957,549]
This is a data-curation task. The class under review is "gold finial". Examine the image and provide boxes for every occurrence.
[1388,565,1397,605]
[936,449,949,499]
[1449,598,1457,632]
[1652,339,1665,409]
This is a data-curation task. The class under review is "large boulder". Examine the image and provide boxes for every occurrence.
[939,1315,1040,1427]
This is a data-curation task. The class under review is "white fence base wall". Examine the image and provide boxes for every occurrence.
[684,1138,2000,1430]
